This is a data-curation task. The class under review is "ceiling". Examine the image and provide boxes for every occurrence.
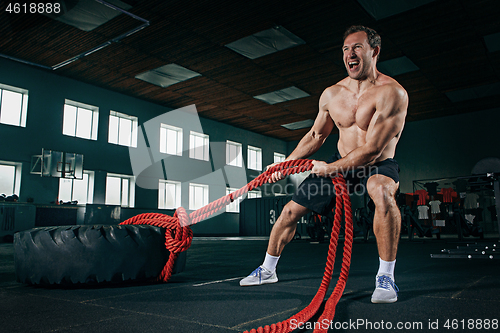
[1,0,500,141]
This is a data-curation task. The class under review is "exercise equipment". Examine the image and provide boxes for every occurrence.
[431,242,498,259]
[14,225,185,285]
[15,160,353,333]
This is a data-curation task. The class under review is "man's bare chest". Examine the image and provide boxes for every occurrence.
[330,93,377,131]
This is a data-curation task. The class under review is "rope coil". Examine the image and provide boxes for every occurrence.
[120,159,353,332]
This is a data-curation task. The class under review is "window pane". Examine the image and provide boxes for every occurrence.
[0,165,16,194]
[166,128,177,155]
[274,153,285,163]
[58,178,73,202]
[72,173,89,204]
[121,178,129,206]
[158,181,166,208]
[165,183,176,208]
[203,137,209,160]
[63,105,77,136]
[119,117,132,146]
[189,184,207,210]
[194,135,203,159]
[76,107,93,139]
[105,176,121,205]
[108,115,119,144]
[159,127,167,153]
[0,90,23,126]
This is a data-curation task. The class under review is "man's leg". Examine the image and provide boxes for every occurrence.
[366,174,400,303]
[240,201,310,286]
[267,201,311,256]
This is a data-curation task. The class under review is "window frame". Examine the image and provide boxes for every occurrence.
[63,99,99,140]
[247,145,262,171]
[0,160,22,196]
[58,170,94,204]
[226,140,242,167]
[158,179,181,209]
[189,183,209,210]
[225,187,244,213]
[274,152,286,164]
[105,173,135,207]
[160,124,183,156]
[108,110,138,148]
[189,131,209,161]
[0,83,28,127]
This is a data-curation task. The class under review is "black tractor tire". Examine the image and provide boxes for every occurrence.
[14,225,186,285]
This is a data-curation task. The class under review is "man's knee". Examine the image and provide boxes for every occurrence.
[367,175,398,212]
[280,201,310,221]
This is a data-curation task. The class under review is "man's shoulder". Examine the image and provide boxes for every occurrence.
[321,79,349,97]
[376,73,407,95]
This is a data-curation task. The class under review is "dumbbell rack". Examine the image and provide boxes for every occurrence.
[431,243,498,259]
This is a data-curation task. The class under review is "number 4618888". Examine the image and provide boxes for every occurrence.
[6,3,61,14]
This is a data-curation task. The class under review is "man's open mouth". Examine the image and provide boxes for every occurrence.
[348,61,359,70]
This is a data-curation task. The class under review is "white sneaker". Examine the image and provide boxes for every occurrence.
[239,266,278,286]
[371,275,399,303]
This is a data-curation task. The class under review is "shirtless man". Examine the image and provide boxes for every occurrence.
[240,25,408,304]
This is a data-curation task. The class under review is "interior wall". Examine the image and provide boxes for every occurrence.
[0,58,287,235]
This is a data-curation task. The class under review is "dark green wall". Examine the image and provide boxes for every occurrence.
[0,58,288,235]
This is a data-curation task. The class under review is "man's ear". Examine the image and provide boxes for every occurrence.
[372,46,380,59]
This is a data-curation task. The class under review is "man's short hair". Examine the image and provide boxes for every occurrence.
[343,25,381,50]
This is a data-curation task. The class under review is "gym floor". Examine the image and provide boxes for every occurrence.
[1,235,499,333]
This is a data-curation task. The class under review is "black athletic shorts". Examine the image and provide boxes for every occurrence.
[292,152,400,215]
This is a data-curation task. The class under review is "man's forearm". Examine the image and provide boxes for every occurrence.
[286,131,325,161]
[326,145,380,175]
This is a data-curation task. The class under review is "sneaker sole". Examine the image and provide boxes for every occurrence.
[240,277,278,286]
[371,297,397,304]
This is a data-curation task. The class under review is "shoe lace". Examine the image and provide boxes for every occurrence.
[251,267,264,283]
[377,275,399,294]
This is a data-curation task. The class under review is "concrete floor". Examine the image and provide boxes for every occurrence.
[1,235,499,332]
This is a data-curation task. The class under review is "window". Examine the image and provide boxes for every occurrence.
[274,152,286,164]
[58,171,94,204]
[63,99,98,140]
[160,124,183,156]
[226,140,242,167]
[189,183,208,210]
[0,161,22,196]
[226,187,244,213]
[189,131,209,161]
[108,111,138,147]
[105,174,135,207]
[159,180,181,209]
[247,190,262,199]
[248,145,262,171]
[0,83,28,127]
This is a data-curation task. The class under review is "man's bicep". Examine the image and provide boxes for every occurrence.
[310,108,334,138]
[367,89,407,152]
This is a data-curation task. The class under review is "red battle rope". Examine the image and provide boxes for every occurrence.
[120,159,353,332]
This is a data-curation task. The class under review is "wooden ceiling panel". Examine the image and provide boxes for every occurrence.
[1,0,499,142]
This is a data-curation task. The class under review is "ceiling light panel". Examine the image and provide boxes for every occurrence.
[281,119,314,130]
[253,86,310,105]
[135,64,201,88]
[377,56,419,76]
[44,0,132,32]
[226,26,305,59]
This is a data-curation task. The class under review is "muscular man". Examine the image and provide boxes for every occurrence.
[240,25,408,304]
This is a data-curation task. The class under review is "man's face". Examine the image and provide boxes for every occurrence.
[342,31,377,80]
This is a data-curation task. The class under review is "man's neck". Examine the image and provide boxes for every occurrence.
[349,68,379,94]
